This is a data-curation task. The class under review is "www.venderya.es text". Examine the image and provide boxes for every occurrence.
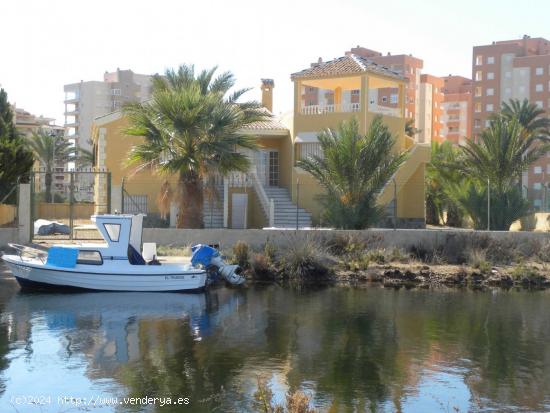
[11,395,190,407]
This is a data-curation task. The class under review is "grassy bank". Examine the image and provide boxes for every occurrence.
[218,233,550,289]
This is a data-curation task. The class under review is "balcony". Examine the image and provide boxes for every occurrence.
[301,102,360,115]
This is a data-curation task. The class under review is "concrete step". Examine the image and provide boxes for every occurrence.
[275,211,311,219]
[274,208,310,213]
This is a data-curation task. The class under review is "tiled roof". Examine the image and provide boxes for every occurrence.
[241,118,287,131]
[290,54,404,80]
[241,108,288,134]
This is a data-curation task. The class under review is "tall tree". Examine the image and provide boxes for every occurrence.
[501,98,550,136]
[455,115,549,230]
[0,89,33,203]
[298,116,407,229]
[124,64,267,228]
[425,141,464,227]
[26,129,78,202]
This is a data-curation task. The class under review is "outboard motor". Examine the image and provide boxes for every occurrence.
[191,244,246,285]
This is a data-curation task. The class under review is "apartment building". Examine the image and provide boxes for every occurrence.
[418,74,444,143]
[440,75,472,145]
[64,69,154,200]
[64,69,153,154]
[13,106,68,196]
[472,36,550,209]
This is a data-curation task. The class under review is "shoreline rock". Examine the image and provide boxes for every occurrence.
[331,263,550,289]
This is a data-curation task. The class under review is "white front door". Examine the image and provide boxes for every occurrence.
[231,193,248,229]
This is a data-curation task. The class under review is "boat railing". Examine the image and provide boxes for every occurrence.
[6,243,47,264]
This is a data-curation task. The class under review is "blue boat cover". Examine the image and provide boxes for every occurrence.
[191,244,219,267]
[46,247,78,268]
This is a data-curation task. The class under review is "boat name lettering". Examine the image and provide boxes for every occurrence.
[165,275,187,280]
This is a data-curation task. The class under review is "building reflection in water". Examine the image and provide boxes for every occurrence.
[0,285,550,412]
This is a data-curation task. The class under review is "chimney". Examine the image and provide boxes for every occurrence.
[261,79,274,112]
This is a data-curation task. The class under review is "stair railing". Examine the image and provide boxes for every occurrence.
[250,169,274,227]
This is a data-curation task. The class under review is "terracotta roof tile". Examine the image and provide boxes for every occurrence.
[241,108,288,133]
[291,54,404,80]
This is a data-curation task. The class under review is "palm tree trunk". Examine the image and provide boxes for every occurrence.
[45,169,53,203]
[176,172,204,228]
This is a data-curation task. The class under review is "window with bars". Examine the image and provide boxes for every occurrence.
[298,143,323,162]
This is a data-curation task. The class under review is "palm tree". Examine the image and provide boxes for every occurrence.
[456,116,549,230]
[124,64,267,228]
[26,129,78,203]
[501,98,550,136]
[76,146,95,168]
[405,118,420,139]
[462,117,547,194]
[425,141,464,226]
[297,116,407,229]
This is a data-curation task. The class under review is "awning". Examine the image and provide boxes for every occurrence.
[294,132,319,143]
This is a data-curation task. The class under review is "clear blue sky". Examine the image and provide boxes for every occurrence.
[2,0,549,124]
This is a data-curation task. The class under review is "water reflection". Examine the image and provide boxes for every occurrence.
[0,282,549,412]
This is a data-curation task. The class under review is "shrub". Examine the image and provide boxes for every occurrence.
[263,241,277,264]
[233,241,250,268]
[156,244,192,257]
[409,243,445,264]
[281,238,331,279]
[326,234,365,256]
[485,237,518,264]
[467,248,490,272]
[250,253,274,280]
[387,247,410,263]
[510,263,540,281]
[537,240,550,262]
[343,253,370,272]
[366,249,386,265]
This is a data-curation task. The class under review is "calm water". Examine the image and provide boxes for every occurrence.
[1,265,550,412]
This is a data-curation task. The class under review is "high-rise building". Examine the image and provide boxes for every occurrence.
[472,36,550,209]
[418,74,444,143]
[64,69,153,154]
[64,69,154,199]
[471,36,550,136]
[13,106,64,138]
[344,47,444,144]
[440,75,472,145]
[13,106,68,197]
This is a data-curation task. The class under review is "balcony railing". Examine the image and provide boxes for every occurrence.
[368,104,402,118]
[301,103,360,115]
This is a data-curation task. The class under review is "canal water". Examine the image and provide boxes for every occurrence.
[0,265,550,412]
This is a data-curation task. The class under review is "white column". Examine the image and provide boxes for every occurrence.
[169,202,178,228]
[223,178,229,228]
[18,184,31,244]
[111,185,122,213]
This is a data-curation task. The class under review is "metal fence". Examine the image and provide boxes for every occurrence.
[31,169,111,241]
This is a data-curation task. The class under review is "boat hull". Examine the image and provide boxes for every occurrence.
[3,257,207,292]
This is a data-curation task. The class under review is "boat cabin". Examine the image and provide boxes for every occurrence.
[53,214,146,266]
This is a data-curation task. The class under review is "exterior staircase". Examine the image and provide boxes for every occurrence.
[263,186,312,228]
[203,185,223,228]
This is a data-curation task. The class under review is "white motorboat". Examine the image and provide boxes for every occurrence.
[1,214,245,292]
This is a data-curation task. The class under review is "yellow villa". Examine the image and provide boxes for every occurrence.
[91,55,430,228]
